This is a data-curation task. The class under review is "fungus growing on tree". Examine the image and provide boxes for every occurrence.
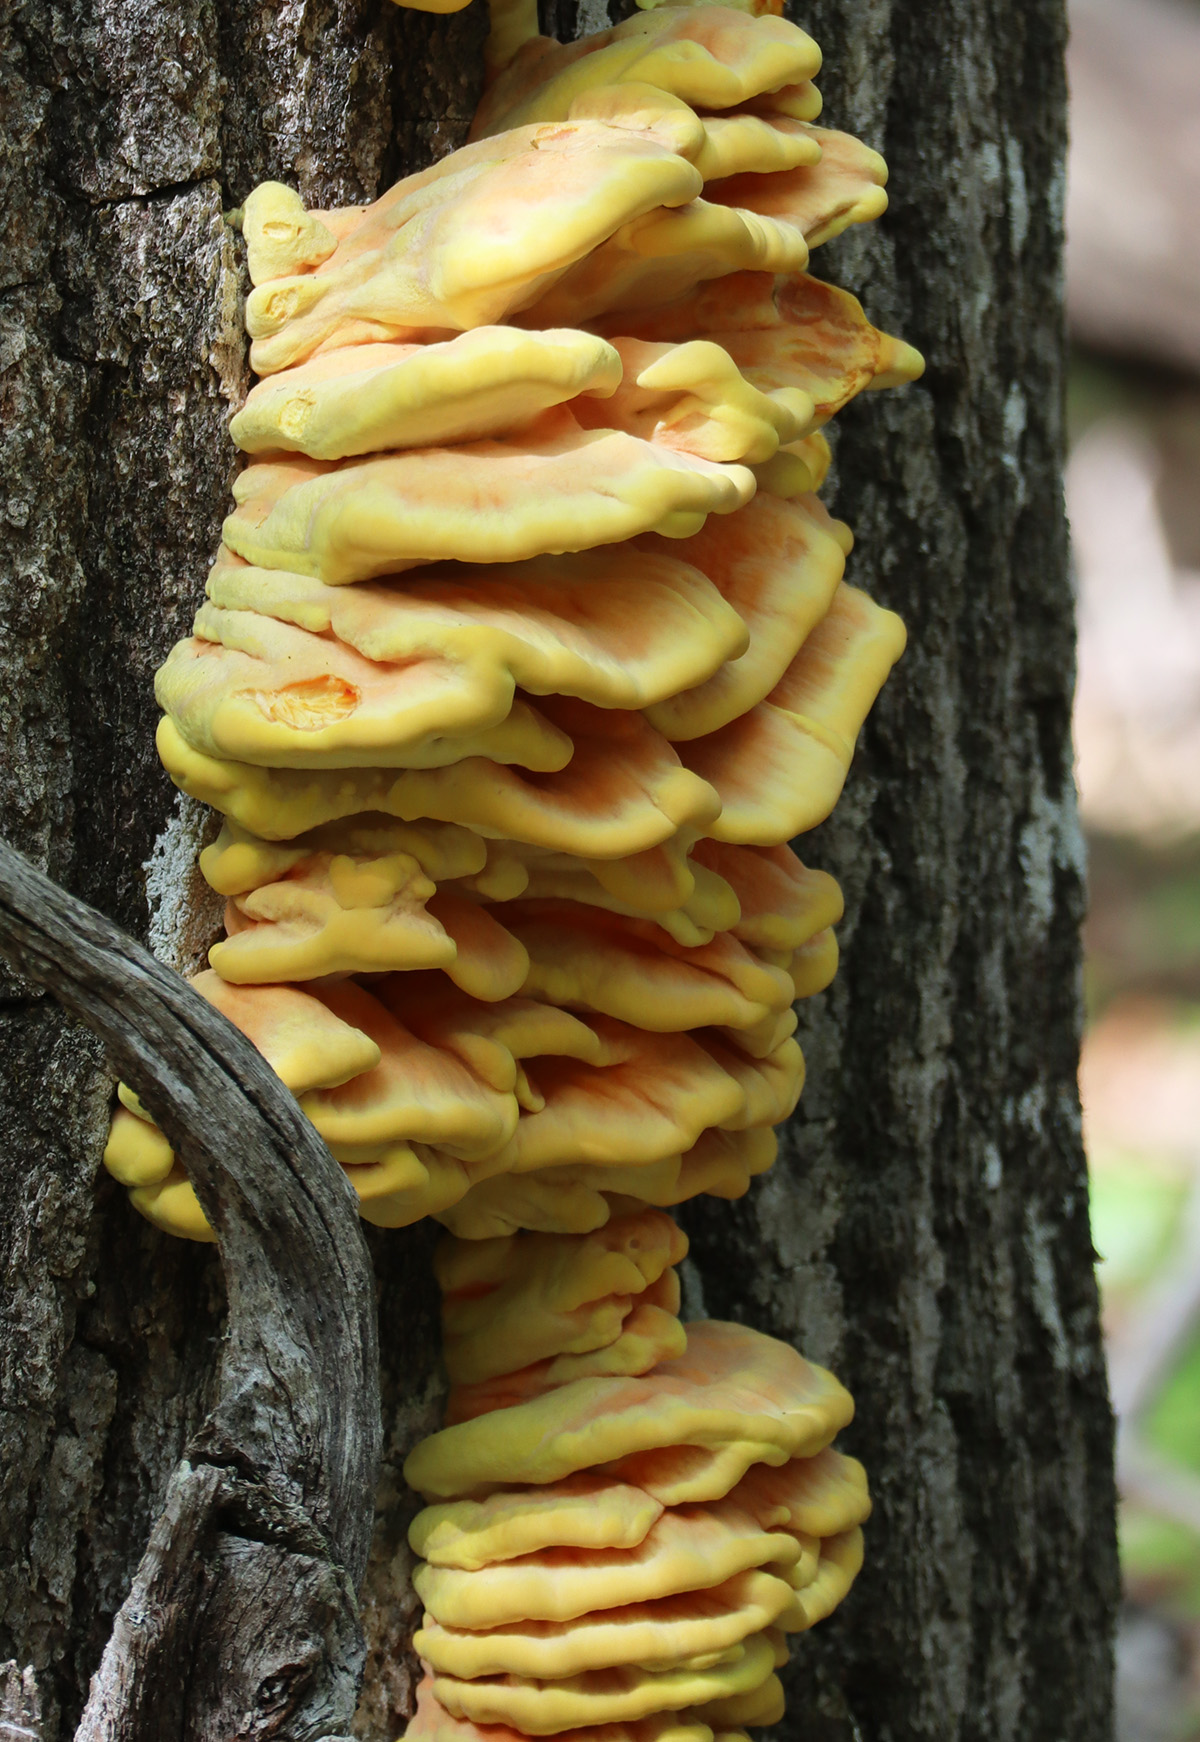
[104,0,921,1729]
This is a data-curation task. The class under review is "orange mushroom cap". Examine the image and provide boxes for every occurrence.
[471,8,821,141]
[640,493,848,740]
[437,1210,688,1385]
[432,1126,778,1241]
[223,410,755,587]
[244,122,704,373]
[404,1320,854,1501]
[197,540,748,716]
[157,700,721,857]
[498,899,795,1035]
[681,583,907,843]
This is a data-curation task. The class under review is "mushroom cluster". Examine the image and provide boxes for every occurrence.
[104,0,919,1730]
[401,1209,872,1741]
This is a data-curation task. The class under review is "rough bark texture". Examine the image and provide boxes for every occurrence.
[682,4,1119,1736]
[0,0,1116,1738]
[0,839,381,1741]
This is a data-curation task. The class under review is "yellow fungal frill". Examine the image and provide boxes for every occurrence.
[404,1320,853,1500]
[229,329,623,460]
[405,1683,723,1742]
[431,1125,779,1240]
[222,412,756,585]
[640,493,850,739]
[437,1210,688,1385]
[681,585,908,843]
[243,123,705,374]
[155,703,723,855]
[157,610,575,771]
[470,9,822,141]
[414,1569,794,1679]
[112,0,923,1729]
[593,272,924,420]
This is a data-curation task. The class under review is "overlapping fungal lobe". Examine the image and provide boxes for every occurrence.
[106,0,921,1722]
[401,1216,871,1738]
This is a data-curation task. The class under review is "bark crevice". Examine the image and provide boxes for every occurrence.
[0,842,381,1742]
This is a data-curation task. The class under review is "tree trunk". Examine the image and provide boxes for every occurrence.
[0,0,1116,1738]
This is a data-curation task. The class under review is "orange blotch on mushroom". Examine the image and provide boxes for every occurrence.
[471,8,822,141]
[436,1210,687,1385]
[681,584,907,843]
[244,123,704,374]
[156,700,722,858]
[640,493,848,739]
[200,541,748,716]
[404,1320,854,1501]
[499,899,796,1035]
[222,410,755,587]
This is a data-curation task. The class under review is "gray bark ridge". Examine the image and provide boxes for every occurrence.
[0,840,381,1742]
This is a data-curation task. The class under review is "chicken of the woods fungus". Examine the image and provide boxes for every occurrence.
[103,0,922,1730]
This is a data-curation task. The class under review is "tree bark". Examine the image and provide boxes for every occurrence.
[0,0,1116,1738]
[0,839,381,1741]
[682,5,1119,1737]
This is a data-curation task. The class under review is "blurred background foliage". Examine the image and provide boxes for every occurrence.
[1066,0,1200,1733]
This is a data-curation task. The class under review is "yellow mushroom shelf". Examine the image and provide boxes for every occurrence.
[104,2,921,1733]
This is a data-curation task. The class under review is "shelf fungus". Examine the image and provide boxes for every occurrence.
[107,0,920,1730]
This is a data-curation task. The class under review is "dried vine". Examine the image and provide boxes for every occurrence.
[0,839,381,1742]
